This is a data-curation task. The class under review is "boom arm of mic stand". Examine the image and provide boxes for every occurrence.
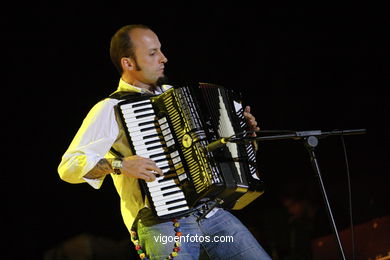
[229,128,367,143]
[229,128,366,260]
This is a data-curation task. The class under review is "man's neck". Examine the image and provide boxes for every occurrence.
[121,75,154,92]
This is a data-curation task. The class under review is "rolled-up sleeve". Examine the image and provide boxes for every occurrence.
[58,98,119,189]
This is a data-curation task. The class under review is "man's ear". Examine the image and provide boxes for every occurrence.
[121,57,135,71]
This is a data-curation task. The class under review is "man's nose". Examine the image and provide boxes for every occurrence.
[160,51,168,63]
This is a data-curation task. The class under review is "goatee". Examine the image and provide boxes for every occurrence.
[150,75,169,93]
[156,75,169,87]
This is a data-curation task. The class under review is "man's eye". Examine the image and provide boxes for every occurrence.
[150,52,156,56]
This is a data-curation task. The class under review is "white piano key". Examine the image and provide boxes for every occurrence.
[121,106,154,116]
[147,178,176,188]
[153,197,185,207]
[152,192,185,202]
[136,145,164,155]
[150,154,168,162]
[156,161,169,168]
[161,168,170,175]
[120,100,151,108]
[130,134,159,142]
[146,139,165,147]
[123,111,156,120]
[153,175,168,182]
[137,148,165,158]
[130,131,160,141]
[125,124,156,132]
[128,128,158,138]
[121,101,152,108]
[155,200,188,211]
[147,179,177,190]
[153,194,185,207]
[122,102,152,110]
[134,144,163,153]
[149,185,181,194]
[149,186,183,198]
[132,137,161,147]
[157,206,189,216]
[124,116,156,127]
[134,147,150,154]
[134,142,164,153]
[122,107,154,115]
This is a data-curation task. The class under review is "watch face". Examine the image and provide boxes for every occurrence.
[112,159,122,169]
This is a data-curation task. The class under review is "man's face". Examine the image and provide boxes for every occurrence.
[129,28,168,86]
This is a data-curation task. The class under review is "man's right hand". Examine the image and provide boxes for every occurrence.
[121,155,162,182]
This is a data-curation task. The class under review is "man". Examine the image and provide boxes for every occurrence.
[58,24,271,259]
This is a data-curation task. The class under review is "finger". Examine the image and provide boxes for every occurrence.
[144,159,158,167]
[244,106,251,113]
[249,120,257,127]
[145,164,163,176]
[141,157,157,164]
[244,113,254,121]
[250,127,260,137]
[141,171,157,182]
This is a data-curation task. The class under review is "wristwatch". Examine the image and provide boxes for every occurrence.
[111,158,123,175]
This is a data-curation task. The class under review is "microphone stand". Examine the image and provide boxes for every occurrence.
[230,129,366,260]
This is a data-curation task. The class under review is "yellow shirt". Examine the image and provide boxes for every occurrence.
[58,79,171,234]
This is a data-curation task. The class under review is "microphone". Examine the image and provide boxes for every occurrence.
[204,137,229,152]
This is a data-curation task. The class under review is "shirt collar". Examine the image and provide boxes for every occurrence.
[117,78,173,95]
[117,79,144,93]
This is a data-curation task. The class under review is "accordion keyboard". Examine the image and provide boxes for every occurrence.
[119,98,190,217]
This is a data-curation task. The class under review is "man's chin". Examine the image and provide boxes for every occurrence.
[156,75,169,87]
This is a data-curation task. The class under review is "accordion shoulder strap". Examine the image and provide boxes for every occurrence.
[108,91,144,100]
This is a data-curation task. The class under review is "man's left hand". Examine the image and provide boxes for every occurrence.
[243,106,260,137]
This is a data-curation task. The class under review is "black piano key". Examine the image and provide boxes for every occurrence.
[167,204,188,211]
[143,133,159,140]
[154,157,168,163]
[158,176,177,183]
[147,144,164,151]
[161,172,177,179]
[139,120,157,127]
[141,126,157,132]
[132,101,151,108]
[165,198,186,205]
[134,107,153,113]
[150,152,168,158]
[160,184,178,191]
[135,113,155,119]
[162,190,182,197]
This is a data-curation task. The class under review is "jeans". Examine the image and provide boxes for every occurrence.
[134,207,272,260]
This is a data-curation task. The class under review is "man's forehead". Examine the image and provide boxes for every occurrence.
[130,28,160,48]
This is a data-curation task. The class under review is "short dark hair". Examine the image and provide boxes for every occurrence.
[109,24,150,75]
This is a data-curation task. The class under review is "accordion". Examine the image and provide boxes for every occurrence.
[115,83,264,219]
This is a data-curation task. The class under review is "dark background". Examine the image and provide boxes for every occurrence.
[4,3,389,260]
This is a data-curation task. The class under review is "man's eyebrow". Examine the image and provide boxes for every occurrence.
[148,45,161,51]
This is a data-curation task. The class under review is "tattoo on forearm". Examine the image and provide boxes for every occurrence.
[84,159,112,179]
